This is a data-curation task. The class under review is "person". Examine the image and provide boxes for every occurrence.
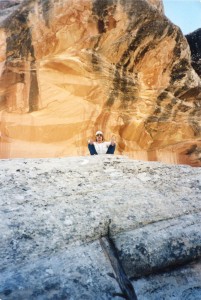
[88,131,116,155]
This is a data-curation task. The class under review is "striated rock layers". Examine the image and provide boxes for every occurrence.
[0,0,201,165]
[186,28,201,77]
[0,156,201,299]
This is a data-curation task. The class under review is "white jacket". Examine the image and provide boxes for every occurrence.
[94,142,111,154]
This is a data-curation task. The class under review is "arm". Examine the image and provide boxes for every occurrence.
[110,135,116,146]
[106,136,116,154]
[88,139,98,155]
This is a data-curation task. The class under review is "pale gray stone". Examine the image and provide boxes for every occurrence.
[0,155,201,299]
[0,241,121,300]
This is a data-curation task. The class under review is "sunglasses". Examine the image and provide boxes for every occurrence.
[96,134,103,136]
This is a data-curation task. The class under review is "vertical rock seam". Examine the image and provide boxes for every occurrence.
[100,236,137,300]
[3,5,39,112]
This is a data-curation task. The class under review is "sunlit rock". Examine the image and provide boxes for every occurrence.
[0,0,201,166]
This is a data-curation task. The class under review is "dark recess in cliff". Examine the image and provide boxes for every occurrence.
[186,28,201,77]
[4,6,39,112]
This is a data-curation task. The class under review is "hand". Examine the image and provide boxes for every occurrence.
[88,139,94,145]
[111,135,116,146]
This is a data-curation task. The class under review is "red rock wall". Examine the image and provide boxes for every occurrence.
[0,0,201,166]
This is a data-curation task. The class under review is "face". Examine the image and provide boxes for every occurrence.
[96,134,103,143]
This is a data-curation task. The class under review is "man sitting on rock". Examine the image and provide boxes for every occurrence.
[88,131,116,155]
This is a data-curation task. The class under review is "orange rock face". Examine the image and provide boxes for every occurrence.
[0,0,201,166]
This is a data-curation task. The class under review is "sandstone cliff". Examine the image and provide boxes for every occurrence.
[0,0,201,166]
[0,156,201,299]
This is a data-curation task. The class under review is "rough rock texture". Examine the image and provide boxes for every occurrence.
[0,155,201,299]
[0,0,201,166]
[186,28,201,77]
[133,260,201,300]
[0,0,22,23]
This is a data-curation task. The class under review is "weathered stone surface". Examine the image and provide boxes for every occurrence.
[114,213,201,277]
[186,28,201,77]
[0,241,122,300]
[0,155,201,298]
[0,0,201,166]
[0,0,22,23]
[133,259,201,300]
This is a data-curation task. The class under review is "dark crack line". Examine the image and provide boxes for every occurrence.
[99,231,137,300]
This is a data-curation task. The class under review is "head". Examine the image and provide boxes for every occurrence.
[95,131,104,143]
